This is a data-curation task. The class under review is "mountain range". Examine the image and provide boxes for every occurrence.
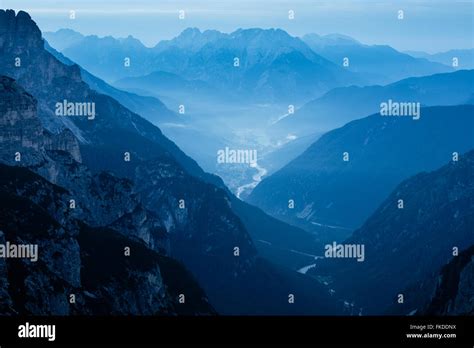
[271,69,474,138]
[249,105,474,233]
[310,150,474,314]
[2,8,473,318]
[44,28,460,105]
[0,9,336,315]
[44,27,363,103]
[405,48,474,70]
[43,27,469,199]
[302,33,453,84]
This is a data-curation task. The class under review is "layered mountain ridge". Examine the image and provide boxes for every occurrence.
[45,27,362,102]
[311,150,474,314]
[249,105,474,234]
[302,32,453,84]
[0,9,338,315]
[271,69,474,138]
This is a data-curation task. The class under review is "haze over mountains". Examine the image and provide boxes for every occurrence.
[302,33,453,84]
[271,69,474,138]
[43,27,467,198]
[405,48,474,70]
[249,105,474,231]
[43,41,180,127]
[45,27,360,103]
[1,7,474,318]
[0,9,337,315]
[44,27,457,103]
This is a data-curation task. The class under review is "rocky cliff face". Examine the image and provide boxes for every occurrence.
[0,75,214,315]
[0,74,81,165]
[0,75,46,164]
[0,11,84,135]
[44,128,82,162]
[0,75,169,253]
[0,167,214,315]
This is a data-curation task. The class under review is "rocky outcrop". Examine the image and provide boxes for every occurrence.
[0,75,81,165]
[0,10,83,135]
[0,75,169,254]
[133,159,257,311]
[0,10,43,52]
[44,128,82,162]
[0,75,44,164]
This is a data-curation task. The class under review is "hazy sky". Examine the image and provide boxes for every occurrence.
[3,0,473,53]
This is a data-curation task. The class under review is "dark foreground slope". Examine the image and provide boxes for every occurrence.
[0,164,214,315]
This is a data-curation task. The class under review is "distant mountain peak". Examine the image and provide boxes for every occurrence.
[53,28,83,36]
[303,32,360,47]
[117,34,145,47]
[324,33,360,44]
[180,27,202,36]
[154,27,226,52]
[231,27,292,40]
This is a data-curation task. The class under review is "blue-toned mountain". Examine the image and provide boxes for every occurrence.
[311,150,474,314]
[45,27,362,102]
[1,9,338,315]
[303,33,452,85]
[250,105,474,233]
[272,69,474,138]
